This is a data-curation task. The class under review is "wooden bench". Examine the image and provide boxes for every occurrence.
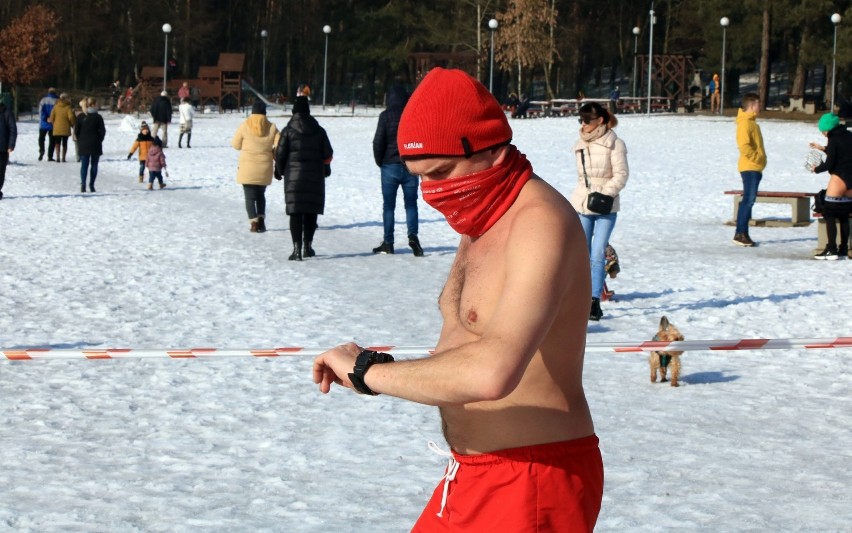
[724,190,815,227]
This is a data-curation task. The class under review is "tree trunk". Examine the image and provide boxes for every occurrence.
[758,4,770,109]
[790,28,809,99]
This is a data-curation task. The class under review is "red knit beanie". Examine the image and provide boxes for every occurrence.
[398,67,512,158]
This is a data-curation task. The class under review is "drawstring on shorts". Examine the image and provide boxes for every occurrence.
[428,441,459,518]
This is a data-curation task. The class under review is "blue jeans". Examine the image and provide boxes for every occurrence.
[579,213,618,299]
[80,154,100,188]
[736,171,763,234]
[380,163,419,244]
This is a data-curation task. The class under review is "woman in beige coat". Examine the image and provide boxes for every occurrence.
[231,101,280,232]
[569,101,629,321]
[48,93,77,162]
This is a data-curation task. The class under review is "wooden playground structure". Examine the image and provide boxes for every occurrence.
[119,53,245,113]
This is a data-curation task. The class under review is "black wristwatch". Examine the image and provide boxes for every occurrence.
[348,350,395,395]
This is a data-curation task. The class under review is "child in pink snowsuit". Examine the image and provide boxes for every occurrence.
[146,136,167,189]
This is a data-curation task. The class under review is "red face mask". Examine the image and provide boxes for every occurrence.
[420,145,532,237]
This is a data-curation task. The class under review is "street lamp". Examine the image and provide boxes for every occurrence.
[720,17,729,115]
[647,4,655,116]
[832,13,842,112]
[322,24,331,108]
[162,23,172,93]
[261,30,268,97]
[488,19,498,93]
[632,26,640,98]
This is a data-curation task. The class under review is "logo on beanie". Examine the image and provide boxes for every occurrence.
[403,142,423,150]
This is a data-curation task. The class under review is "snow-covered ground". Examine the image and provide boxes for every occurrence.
[1,106,850,532]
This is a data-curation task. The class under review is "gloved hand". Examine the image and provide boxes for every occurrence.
[127,154,132,160]
[274,169,282,181]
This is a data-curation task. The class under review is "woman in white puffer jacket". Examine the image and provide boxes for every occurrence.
[569,101,629,321]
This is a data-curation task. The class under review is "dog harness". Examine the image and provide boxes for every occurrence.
[653,334,672,367]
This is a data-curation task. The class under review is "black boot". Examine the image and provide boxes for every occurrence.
[589,298,603,321]
[408,234,424,257]
[303,241,316,258]
[178,133,183,148]
[289,241,303,261]
[256,216,266,233]
[89,180,96,193]
[186,133,191,148]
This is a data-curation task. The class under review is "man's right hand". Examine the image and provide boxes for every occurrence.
[312,342,362,394]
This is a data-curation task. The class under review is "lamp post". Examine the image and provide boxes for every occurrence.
[720,17,729,115]
[322,24,331,108]
[632,26,640,98]
[162,23,172,93]
[647,4,655,116]
[832,13,842,112]
[261,30,268,97]
[488,18,498,93]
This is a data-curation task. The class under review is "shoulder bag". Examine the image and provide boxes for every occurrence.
[580,150,614,214]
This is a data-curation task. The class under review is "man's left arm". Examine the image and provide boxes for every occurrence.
[313,204,576,405]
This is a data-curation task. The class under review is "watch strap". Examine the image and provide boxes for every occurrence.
[348,350,394,395]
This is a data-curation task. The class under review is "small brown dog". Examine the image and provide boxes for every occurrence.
[649,316,684,387]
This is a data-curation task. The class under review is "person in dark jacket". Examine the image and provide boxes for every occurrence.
[150,90,173,147]
[77,97,106,193]
[274,96,333,261]
[38,87,58,161]
[0,99,17,200]
[809,113,852,259]
[371,85,424,256]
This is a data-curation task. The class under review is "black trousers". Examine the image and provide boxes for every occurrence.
[0,150,8,194]
[38,128,55,158]
[824,199,851,250]
[289,213,318,243]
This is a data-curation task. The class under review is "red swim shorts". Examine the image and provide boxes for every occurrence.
[411,435,603,533]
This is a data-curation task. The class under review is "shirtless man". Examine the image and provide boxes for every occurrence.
[312,68,603,531]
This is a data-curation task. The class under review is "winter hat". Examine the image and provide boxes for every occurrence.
[292,96,310,115]
[398,67,511,158]
[161,90,168,97]
[818,113,840,132]
[252,101,267,115]
[140,121,149,129]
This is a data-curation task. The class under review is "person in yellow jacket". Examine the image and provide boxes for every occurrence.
[231,101,280,233]
[733,92,766,247]
[127,122,154,183]
[48,93,76,162]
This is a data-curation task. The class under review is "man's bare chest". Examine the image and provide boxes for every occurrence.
[440,240,505,333]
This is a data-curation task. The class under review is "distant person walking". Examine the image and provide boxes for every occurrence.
[150,90,173,147]
[127,121,154,183]
[710,73,721,114]
[48,93,76,163]
[569,101,629,322]
[76,97,106,193]
[231,101,280,233]
[178,82,191,101]
[145,137,167,190]
[274,96,333,260]
[73,98,87,162]
[178,98,194,148]
[733,93,766,247]
[371,85,423,256]
[0,96,17,200]
[38,87,59,161]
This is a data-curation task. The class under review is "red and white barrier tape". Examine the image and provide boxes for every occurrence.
[2,338,851,360]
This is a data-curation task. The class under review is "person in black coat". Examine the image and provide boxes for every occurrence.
[274,96,333,261]
[149,91,173,147]
[0,99,17,200]
[77,97,106,193]
[371,84,423,256]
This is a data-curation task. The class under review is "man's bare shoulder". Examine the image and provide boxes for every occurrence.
[512,174,579,230]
